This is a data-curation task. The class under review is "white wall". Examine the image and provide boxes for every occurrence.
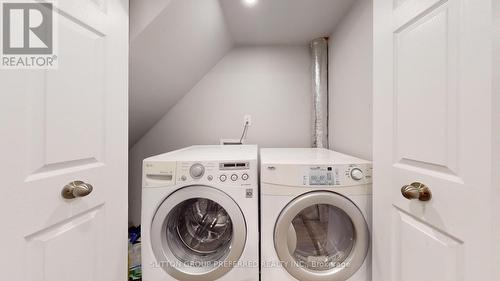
[493,1,500,279]
[129,46,312,224]
[328,0,373,160]
[129,0,233,145]
[129,0,173,41]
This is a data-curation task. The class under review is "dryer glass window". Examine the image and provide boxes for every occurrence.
[288,204,355,271]
[165,198,233,265]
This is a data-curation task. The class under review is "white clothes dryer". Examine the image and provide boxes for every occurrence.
[260,148,372,281]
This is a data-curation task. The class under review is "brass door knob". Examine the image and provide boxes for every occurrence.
[62,181,93,199]
[401,182,432,201]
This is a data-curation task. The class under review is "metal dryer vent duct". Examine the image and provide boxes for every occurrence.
[310,37,329,148]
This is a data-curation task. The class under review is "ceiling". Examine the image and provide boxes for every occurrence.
[129,0,357,146]
[219,0,356,45]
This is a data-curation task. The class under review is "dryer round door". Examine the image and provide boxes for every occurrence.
[150,185,247,281]
[274,191,369,281]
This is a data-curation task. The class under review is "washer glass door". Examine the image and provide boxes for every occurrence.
[151,185,246,281]
[274,191,369,281]
[167,198,233,264]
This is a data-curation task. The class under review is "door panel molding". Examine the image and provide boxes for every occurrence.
[393,0,461,179]
[391,208,464,281]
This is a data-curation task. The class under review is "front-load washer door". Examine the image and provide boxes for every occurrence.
[274,191,369,281]
[150,185,246,281]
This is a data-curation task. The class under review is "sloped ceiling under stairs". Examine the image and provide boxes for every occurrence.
[129,0,355,146]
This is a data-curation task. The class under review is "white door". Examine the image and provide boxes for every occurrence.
[373,0,495,281]
[0,0,128,280]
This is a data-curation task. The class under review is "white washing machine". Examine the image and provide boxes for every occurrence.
[260,148,372,281]
[142,145,259,281]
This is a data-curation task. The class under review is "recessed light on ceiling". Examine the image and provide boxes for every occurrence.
[243,0,258,7]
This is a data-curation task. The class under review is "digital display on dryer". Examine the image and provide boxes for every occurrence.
[309,166,335,185]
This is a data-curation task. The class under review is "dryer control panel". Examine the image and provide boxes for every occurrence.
[261,163,372,188]
[303,164,372,186]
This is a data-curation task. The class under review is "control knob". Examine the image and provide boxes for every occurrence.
[350,168,364,181]
[190,163,205,179]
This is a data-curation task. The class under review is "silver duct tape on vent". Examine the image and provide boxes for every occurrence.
[310,38,329,148]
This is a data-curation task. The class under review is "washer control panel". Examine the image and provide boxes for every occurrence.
[177,161,253,186]
[144,160,256,188]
